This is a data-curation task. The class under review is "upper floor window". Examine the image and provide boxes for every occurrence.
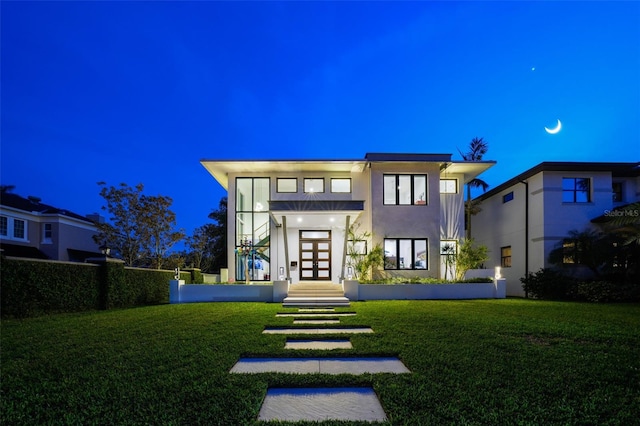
[612,182,623,202]
[384,238,428,270]
[501,246,512,267]
[304,178,324,193]
[237,177,269,212]
[440,179,457,194]
[331,178,351,193]
[562,178,590,203]
[277,178,297,193]
[503,192,514,203]
[43,223,53,243]
[1,216,27,241]
[384,174,427,205]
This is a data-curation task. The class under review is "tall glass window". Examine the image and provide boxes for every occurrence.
[383,175,428,205]
[384,238,428,270]
[236,178,271,281]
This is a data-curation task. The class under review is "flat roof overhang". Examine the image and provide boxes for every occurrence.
[440,161,496,184]
[269,200,365,228]
[201,160,367,190]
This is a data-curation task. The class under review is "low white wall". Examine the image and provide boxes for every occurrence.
[356,279,506,301]
[174,283,273,303]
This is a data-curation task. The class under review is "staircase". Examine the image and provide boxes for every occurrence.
[282,281,350,307]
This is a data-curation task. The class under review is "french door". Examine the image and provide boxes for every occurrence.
[299,230,331,281]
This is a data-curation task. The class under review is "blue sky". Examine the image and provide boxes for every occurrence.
[2,1,639,241]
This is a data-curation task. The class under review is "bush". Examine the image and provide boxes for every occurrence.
[570,280,640,303]
[520,268,572,300]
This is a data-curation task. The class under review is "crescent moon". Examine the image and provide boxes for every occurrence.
[544,119,562,134]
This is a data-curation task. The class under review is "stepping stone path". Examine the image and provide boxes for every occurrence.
[229,303,413,422]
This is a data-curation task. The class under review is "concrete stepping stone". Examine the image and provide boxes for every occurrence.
[230,357,410,374]
[258,387,387,422]
[263,327,373,335]
[298,308,335,312]
[293,319,340,325]
[285,339,353,350]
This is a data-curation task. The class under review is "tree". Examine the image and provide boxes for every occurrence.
[94,182,184,268]
[454,238,489,281]
[345,223,384,281]
[207,197,228,273]
[458,137,490,238]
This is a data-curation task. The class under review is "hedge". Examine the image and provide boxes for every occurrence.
[0,257,192,318]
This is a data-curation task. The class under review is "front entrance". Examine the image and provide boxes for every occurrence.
[299,230,331,281]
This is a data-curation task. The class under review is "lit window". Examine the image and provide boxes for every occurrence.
[331,178,351,193]
[440,179,457,194]
[562,178,590,203]
[304,178,324,193]
[501,246,511,267]
[383,175,427,205]
[277,178,297,193]
[384,238,428,270]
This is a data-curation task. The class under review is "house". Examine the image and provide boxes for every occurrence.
[471,162,640,297]
[0,192,102,262]
[201,153,494,284]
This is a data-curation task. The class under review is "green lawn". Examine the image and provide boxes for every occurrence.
[2,300,639,425]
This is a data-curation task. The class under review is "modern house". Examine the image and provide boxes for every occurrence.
[0,192,102,262]
[201,153,495,284]
[471,162,640,296]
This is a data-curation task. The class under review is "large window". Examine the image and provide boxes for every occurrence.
[384,238,428,270]
[384,174,427,205]
[562,178,590,203]
[0,216,27,241]
[236,178,270,281]
[501,246,512,267]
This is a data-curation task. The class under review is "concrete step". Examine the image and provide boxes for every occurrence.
[282,296,350,307]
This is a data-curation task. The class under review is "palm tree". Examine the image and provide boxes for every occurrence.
[458,137,490,238]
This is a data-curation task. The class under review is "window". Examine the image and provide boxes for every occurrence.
[440,179,457,194]
[304,178,324,193]
[0,216,28,241]
[562,241,577,264]
[384,238,428,270]
[277,178,297,193]
[331,178,351,193]
[612,182,623,202]
[562,178,590,203]
[235,178,271,281]
[501,246,512,267]
[503,192,514,203]
[383,174,427,205]
[42,223,53,243]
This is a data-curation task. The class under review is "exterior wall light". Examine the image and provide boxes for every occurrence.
[495,266,501,279]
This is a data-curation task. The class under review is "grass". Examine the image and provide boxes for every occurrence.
[2,300,639,425]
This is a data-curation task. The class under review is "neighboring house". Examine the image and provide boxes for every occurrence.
[0,192,103,262]
[201,153,494,283]
[471,162,640,297]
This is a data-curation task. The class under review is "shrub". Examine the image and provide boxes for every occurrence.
[520,268,572,300]
[570,280,640,303]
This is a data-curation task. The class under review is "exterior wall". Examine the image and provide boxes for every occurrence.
[226,169,369,283]
[0,207,99,261]
[473,167,640,297]
[369,162,441,279]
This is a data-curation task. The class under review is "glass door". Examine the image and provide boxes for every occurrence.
[299,231,331,281]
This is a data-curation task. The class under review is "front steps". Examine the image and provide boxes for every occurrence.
[282,281,350,307]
